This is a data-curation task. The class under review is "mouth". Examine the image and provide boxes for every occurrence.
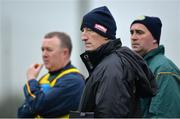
[85,42,91,45]
[85,42,92,47]
[43,59,49,65]
[132,44,140,50]
[132,43,139,47]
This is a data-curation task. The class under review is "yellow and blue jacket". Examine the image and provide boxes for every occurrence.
[18,63,85,118]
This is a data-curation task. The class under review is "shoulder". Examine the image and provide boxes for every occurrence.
[56,72,84,85]
[150,54,179,74]
[64,72,84,81]
[62,64,85,80]
[99,52,123,70]
[90,51,124,81]
[95,47,138,72]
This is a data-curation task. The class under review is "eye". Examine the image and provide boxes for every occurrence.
[136,30,144,35]
[41,47,44,51]
[81,28,84,32]
[41,47,53,52]
[87,28,93,32]
[47,48,53,52]
[130,30,134,35]
[81,28,93,33]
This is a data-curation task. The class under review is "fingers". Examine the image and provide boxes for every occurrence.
[33,64,44,75]
[34,64,43,70]
[34,64,40,69]
[27,63,44,80]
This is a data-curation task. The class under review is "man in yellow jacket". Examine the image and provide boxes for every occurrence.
[18,31,85,118]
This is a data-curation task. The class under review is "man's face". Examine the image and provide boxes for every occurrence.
[81,27,109,51]
[130,23,157,56]
[41,36,66,71]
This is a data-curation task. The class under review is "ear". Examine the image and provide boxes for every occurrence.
[152,39,157,44]
[63,48,69,57]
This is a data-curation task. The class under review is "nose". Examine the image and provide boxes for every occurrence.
[81,30,88,41]
[130,32,137,41]
[42,50,48,58]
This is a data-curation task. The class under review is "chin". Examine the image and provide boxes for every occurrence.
[85,49,92,51]
[86,47,97,51]
[44,65,50,70]
[132,47,138,51]
[132,48,137,52]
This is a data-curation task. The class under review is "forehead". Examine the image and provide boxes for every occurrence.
[42,36,61,46]
[83,27,103,37]
[131,23,148,31]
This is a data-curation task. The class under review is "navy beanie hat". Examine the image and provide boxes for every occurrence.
[81,6,117,39]
[131,16,162,44]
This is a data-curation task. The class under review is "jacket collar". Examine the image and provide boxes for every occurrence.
[80,38,122,73]
[144,45,165,61]
[48,62,72,75]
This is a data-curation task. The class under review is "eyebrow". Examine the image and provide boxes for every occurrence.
[131,29,144,32]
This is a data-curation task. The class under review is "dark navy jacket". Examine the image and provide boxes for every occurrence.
[18,62,85,118]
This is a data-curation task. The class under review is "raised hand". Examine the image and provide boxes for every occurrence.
[27,64,43,80]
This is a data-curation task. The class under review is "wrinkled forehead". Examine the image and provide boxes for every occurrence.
[130,23,149,31]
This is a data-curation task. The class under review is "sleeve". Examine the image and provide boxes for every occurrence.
[94,62,132,117]
[147,72,180,117]
[17,100,36,118]
[18,74,84,117]
[17,79,39,118]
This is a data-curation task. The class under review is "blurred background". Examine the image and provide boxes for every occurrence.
[0,0,180,117]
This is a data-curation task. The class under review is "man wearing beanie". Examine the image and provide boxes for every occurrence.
[130,15,180,118]
[72,6,157,118]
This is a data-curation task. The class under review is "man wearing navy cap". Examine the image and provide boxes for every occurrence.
[130,16,180,117]
[75,6,157,118]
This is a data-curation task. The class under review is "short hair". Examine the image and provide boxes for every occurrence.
[44,31,72,55]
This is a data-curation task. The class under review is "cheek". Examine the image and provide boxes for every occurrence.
[54,52,63,60]
[91,36,102,47]
[144,36,154,45]
[48,52,59,61]
[138,36,147,44]
[92,41,101,50]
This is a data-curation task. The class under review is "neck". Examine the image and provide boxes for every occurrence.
[142,44,158,56]
[49,59,70,72]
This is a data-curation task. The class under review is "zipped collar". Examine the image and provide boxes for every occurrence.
[80,39,122,73]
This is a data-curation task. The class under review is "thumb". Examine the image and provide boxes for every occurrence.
[34,64,44,77]
[34,64,43,70]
